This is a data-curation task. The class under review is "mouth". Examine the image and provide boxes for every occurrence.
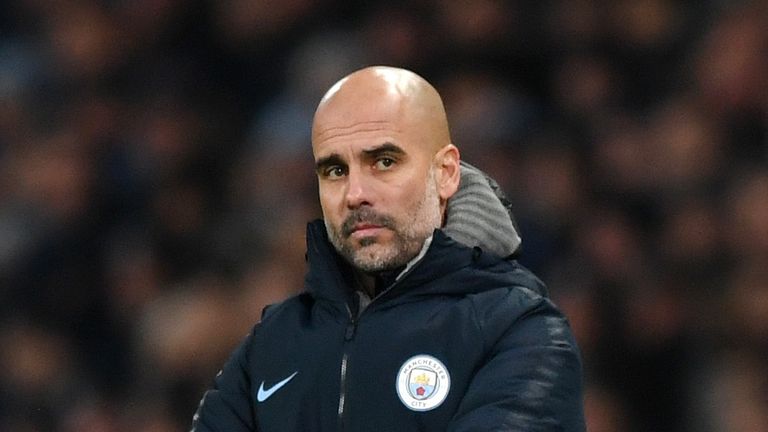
[350,223,385,238]
[341,209,393,239]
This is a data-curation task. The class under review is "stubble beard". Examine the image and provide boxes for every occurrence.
[325,167,442,273]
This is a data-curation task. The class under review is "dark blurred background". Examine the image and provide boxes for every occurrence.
[1,0,767,431]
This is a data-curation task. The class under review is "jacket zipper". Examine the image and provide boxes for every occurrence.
[335,251,425,430]
[337,306,358,430]
[337,353,348,425]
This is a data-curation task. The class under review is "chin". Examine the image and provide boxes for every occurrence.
[352,245,400,273]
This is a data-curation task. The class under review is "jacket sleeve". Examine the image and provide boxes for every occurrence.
[447,290,585,432]
[191,331,256,432]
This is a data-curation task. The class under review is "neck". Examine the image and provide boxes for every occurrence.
[351,234,436,298]
[352,267,403,298]
[353,270,377,297]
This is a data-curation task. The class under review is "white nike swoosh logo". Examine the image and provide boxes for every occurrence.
[257,371,298,402]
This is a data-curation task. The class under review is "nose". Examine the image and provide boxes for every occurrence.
[345,167,372,209]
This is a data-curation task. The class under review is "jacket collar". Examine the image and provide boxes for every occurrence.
[303,219,514,307]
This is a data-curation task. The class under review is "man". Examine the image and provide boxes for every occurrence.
[191,66,585,431]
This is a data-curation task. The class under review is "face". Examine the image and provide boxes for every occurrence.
[314,127,444,273]
[312,68,460,273]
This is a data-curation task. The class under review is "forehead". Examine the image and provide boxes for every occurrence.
[312,101,419,158]
[312,124,410,163]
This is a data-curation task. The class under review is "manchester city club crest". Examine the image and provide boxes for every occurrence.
[396,354,451,411]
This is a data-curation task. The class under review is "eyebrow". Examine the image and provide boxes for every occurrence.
[361,142,406,159]
[315,153,345,174]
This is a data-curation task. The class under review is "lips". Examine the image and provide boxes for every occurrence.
[341,209,393,238]
[350,223,385,238]
[352,223,383,232]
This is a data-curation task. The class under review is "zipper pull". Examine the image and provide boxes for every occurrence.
[344,320,357,341]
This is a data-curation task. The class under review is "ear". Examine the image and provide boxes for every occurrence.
[435,144,461,201]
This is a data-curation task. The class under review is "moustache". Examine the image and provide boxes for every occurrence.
[341,208,395,237]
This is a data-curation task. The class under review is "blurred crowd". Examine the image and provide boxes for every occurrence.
[1,0,767,431]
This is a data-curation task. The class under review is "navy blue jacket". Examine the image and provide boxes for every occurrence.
[191,220,585,431]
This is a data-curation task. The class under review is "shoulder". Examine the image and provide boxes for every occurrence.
[255,292,317,332]
[464,259,550,312]
[468,283,553,334]
[465,263,576,353]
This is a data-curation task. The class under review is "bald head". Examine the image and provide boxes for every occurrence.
[312,66,452,154]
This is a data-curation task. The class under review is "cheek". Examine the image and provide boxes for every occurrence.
[392,180,426,212]
[318,186,342,219]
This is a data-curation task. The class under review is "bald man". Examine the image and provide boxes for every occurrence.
[191,67,585,431]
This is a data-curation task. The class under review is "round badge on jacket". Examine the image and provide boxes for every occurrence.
[396,354,451,411]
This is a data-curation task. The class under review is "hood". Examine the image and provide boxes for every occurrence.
[443,161,522,258]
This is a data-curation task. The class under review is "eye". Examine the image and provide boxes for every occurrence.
[374,157,396,171]
[324,166,347,179]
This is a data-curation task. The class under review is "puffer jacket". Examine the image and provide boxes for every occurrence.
[191,163,585,431]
